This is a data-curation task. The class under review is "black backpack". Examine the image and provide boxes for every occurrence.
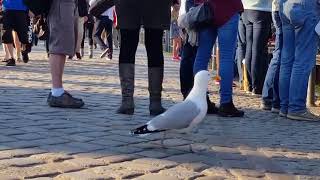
[23,0,53,16]
[89,0,114,17]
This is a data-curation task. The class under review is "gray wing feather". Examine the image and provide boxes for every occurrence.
[148,101,200,130]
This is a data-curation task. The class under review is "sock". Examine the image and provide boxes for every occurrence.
[51,88,64,97]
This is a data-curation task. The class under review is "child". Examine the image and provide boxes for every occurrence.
[170,1,182,61]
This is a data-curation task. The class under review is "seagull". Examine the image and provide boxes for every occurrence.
[131,70,210,152]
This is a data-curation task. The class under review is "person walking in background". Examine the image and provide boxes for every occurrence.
[115,0,171,116]
[278,0,320,121]
[242,0,272,95]
[170,0,182,61]
[260,0,282,113]
[90,0,114,61]
[73,0,88,60]
[46,0,86,108]
[81,13,95,58]
[1,0,31,66]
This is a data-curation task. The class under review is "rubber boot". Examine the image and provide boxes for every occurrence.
[148,67,166,116]
[117,64,135,115]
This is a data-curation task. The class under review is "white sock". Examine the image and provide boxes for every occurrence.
[51,88,64,97]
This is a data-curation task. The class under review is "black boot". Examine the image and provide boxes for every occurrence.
[117,64,135,115]
[218,102,244,117]
[207,95,218,114]
[148,67,166,116]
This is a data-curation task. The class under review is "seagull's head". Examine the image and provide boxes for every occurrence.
[194,70,210,92]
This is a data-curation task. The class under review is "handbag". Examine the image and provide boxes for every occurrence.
[23,0,52,16]
[89,0,114,17]
[183,2,214,30]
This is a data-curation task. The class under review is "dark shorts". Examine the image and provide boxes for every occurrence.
[48,0,77,56]
[2,10,29,44]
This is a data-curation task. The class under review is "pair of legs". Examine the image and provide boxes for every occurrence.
[47,0,84,108]
[94,16,113,59]
[117,28,166,116]
[242,9,272,94]
[2,10,29,66]
[236,14,246,87]
[81,22,94,58]
[261,11,283,111]
[279,0,319,120]
[75,17,85,59]
[172,37,182,60]
[187,14,243,117]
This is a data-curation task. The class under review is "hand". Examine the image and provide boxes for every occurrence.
[28,11,35,18]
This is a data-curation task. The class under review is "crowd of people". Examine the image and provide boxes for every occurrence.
[1,0,320,121]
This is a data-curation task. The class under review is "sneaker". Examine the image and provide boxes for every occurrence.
[279,111,287,118]
[22,51,29,63]
[287,110,320,121]
[271,107,280,114]
[47,91,84,108]
[106,53,112,61]
[218,102,244,117]
[6,58,16,66]
[100,48,110,58]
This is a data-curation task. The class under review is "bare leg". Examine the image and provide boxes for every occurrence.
[6,44,15,59]
[3,43,10,59]
[12,31,21,60]
[49,54,66,88]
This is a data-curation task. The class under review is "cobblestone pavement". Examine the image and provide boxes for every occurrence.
[0,44,320,180]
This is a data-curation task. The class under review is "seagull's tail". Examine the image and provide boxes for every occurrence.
[131,125,166,136]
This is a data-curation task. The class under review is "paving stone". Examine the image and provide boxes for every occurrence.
[135,150,170,158]
[64,157,107,168]
[0,157,44,167]
[178,162,210,172]
[196,176,230,180]
[265,173,297,180]
[134,173,180,180]
[31,153,73,163]
[53,170,109,180]
[229,169,265,179]
[202,167,235,179]
[99,154,138,164]
[159,166,202,179]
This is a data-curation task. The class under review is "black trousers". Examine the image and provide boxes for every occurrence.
[94,16,113,50]
[81,22,94,48]
[2,10,29,44]
[119,28,164,68]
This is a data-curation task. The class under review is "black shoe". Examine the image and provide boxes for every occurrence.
[47,91,84,108]
[6,58,16,66]
[76,52,81,60]
[218,102,244,117]
[207,96,218,114]
[22,51,29,63]
[260,102,272,111]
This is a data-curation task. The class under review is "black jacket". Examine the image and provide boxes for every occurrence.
[78,0,88,17]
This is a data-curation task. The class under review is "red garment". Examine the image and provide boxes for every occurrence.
[208,0,243,27]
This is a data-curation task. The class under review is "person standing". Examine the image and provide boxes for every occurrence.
[242,0,272,95]
[46,0,85,108]
[261,0,282,113]
[278,0,320,121]
[115,0,171,116]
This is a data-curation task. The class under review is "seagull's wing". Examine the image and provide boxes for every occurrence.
[147,100,201,131]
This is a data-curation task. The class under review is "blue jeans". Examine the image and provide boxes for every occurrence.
[236,14,246,84]
[194,14,239,104]
[262,11,283,108]
[279,0,320,114]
